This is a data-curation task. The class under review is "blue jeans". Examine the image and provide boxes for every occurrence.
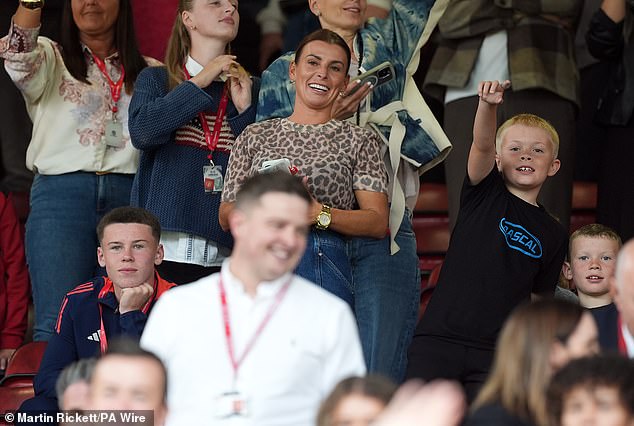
[26,172,134,341]
[294,229,354,308]
[350,211,421,382]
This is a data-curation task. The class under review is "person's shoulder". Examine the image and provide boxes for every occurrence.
[142,56,163,67]
[462,166,500,199]
[289,275,352,311]
[57,279,102,319]
[590,302,618,320]
[540,208,568,240]
[336,120,381,141]
[64,278,100,300]
[137,64,167,79]
[244,117,282,132]
[265,51,294,72]
[467,402,532,426]
[337,119,372,134]
[154,274,219,305]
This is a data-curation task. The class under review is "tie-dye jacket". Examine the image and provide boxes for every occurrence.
[258,0,451,174]
[257,0,451,251]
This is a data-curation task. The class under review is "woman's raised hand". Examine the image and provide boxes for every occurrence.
[189,54,237,89]
[228,62,253,114]
[330,79,373,120]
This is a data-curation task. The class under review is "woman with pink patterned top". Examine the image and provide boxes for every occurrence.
[0,0,158,341]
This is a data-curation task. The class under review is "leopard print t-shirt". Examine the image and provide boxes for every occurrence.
[222,118,388,210]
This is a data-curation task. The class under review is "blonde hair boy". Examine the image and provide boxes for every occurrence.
[469,81,561,207]
[495,113,560,159]
[406,80,569,401]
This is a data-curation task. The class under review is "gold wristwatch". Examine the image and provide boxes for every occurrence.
[20,0,45,10]
[315,204,332,230]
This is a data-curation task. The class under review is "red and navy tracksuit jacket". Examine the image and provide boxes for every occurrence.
[23,273,174,412]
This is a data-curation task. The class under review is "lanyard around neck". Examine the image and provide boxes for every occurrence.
[218,275,291,380]
[97,277,157,354]
[92,54,125,118]
[183,65,230,163]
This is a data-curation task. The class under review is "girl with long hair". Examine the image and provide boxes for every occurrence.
[466,299,600,426]
[128,0,258,284]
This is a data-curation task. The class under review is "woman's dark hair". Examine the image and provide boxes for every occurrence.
[60,0,148,94]
[294,28,351,72]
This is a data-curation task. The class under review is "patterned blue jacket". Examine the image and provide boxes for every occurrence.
[257,0,451,174]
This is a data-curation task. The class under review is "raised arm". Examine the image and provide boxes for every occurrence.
[12,2,42,29]
[2,2,57,103]
[219,202,234,231]
[128,67,216,149]
[467,80,510,185]
[586,0,626,61]
[600,0,626,22]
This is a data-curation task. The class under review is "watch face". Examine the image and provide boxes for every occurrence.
[318,212,331,227]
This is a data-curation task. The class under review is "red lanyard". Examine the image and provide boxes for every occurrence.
[218,275,291,379]
[183,66,230,162]
[97,277,156,355]
[618,315,628,356]
[92,54,125,117]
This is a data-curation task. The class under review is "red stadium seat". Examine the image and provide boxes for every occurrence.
[0,342,47,388]
[0,386,35,417]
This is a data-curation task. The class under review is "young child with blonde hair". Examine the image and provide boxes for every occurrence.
[408,80,568,402]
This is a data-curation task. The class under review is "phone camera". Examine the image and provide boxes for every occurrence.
[378,68,391,78]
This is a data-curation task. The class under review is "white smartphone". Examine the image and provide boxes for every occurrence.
[348,61,395,96]
[258,158,292,174]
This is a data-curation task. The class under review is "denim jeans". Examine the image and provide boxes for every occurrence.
[26,172,134,341]
[296,213,420,382]
[294,229,354,308]
[350,211,421,382]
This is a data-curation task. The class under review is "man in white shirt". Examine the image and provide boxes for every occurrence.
[612,239,634,358]
[141,171,366,426]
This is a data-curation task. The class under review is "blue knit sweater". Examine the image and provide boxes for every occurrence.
[129,66,259,249]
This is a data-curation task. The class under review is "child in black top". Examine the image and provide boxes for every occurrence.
[406,80,568,401]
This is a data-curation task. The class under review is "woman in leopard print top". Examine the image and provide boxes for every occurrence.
[220,29,388,309]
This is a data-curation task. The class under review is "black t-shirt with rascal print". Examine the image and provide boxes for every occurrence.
[416,167,568,350]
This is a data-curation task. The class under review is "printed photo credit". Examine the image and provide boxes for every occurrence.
[12,410,154,425]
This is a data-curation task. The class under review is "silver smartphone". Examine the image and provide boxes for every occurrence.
[348,61,395,96]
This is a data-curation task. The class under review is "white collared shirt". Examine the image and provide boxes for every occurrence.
[142,259,366,426]
[1,22,160,174]
[185,55,204,76]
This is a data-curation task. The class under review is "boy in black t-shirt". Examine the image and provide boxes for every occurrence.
[406,80,568,402]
